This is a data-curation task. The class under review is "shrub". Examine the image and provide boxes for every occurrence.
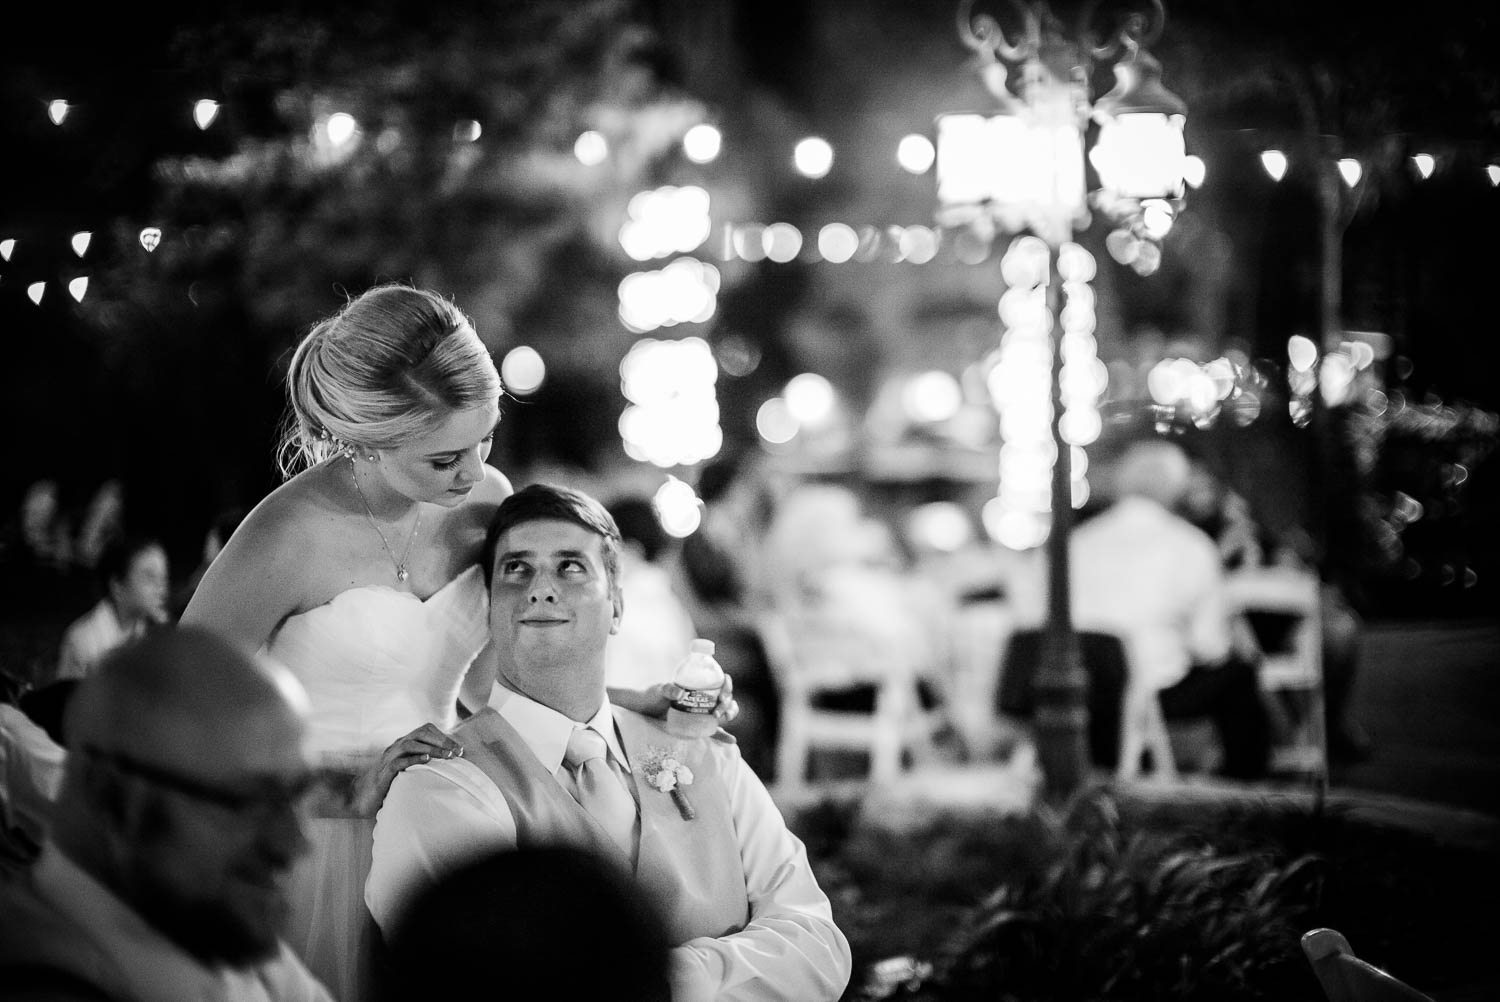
[924,786,1319,1001]
[799,781,1500,1001]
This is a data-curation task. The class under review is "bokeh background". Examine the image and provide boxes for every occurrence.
[2,0,1497,622]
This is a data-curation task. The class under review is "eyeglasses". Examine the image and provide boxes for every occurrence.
[82,745,318,822]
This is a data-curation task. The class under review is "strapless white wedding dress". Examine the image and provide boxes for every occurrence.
[264,565,490,1002]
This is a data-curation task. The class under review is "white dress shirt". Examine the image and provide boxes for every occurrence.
[55,600,146,682]
[1009,496,1232,692]
[368,686,851,1002]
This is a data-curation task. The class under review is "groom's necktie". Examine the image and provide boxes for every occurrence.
[562,726,637,859]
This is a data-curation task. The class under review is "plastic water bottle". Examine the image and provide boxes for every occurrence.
[666,639,725,739]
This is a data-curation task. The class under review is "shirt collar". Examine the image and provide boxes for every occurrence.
[35,843,281,1001]
[492,686,632,774]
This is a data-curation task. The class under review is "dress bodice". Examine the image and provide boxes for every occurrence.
[264,565,490,757]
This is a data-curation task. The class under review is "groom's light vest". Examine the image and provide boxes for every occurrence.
[452,706,750,944]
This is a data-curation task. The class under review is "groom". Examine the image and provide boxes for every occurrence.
[365,483,850,1002]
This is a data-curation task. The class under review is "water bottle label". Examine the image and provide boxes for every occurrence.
[670,688,718,715]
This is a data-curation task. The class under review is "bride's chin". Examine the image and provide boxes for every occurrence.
[429,488,473,508]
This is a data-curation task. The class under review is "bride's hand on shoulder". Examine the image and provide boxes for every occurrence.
[357,722,465,814]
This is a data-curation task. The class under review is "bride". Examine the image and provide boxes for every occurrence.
[182,284,727,1000]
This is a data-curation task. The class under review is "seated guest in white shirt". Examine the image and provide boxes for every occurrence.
[0,627,333,1002]
[1008,438,1271,780]
[367,483,852,1002]
[55,533,171,682]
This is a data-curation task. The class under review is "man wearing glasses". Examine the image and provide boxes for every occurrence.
[0,626,333,1001]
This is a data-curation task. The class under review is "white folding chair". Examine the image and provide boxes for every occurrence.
[757,610,944,797]
[1226,567,1328,784]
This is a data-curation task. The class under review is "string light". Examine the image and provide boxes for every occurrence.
[1260,149,1288,181]
[897,134,936,174]
[574,130,607,166]
[682,124,721,164]
[193,99,220,130]
[499,346,545,395]
[1,81,1495,307]
[793,136,833,179]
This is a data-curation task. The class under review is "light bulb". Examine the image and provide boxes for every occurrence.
[1260,150,1288,181]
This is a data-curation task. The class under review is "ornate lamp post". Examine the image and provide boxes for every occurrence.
[935,0,1189,798]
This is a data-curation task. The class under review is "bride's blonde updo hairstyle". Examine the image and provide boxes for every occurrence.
[277,284,503,477]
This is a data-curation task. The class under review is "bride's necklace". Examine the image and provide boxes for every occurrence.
[349,458,421,582]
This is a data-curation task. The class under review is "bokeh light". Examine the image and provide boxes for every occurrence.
[682,123,722,164]
[500,346,545,395]
[193,99,220,130]
[902,370,963,424]
[1182,154,1206,188]
[763,223,803,263]
[756,397,799,445]
[1260,149,1288,181]
[654,476,703,538]
[896,134,936,174]
[793,136,834,179]
[784,372,836,427]
[907,502,973,553]
[574,130,608,166]
[818,223,859,263]
[618,336,722,468]
[1288,335,1319,372]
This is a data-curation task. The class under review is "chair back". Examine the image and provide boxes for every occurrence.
[1229,568,1328,782]
[1301,928,1436,1002]
[757,609,941,793]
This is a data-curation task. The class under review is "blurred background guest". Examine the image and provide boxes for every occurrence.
[1008,438,1272,780]
[54,533,171,683]
[14,479,73,573]
[1180,458,1371,764]
[604,493,698,691]
[72,479,126,572]
[675,453,785,777]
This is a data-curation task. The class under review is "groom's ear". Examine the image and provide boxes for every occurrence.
[610,591,623,635]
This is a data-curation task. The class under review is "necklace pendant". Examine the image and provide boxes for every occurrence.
[397,566,409,582]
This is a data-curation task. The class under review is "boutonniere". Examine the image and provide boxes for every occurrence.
[641,745,696,820]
